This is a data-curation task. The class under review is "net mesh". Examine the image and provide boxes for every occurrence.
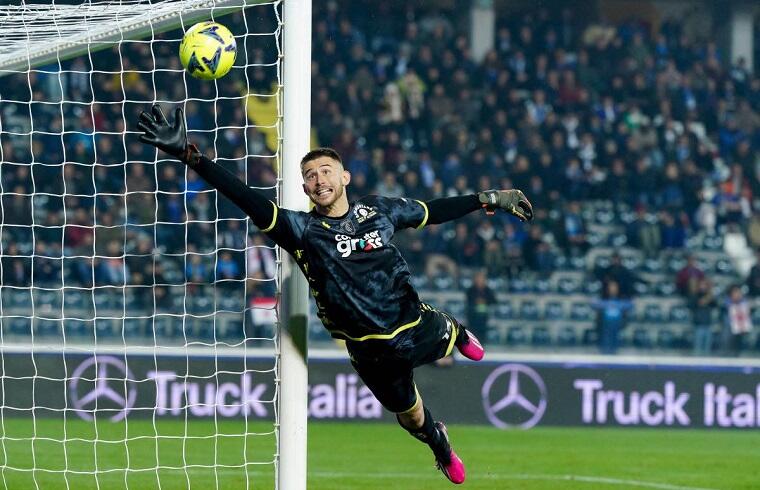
[0,1,283,488]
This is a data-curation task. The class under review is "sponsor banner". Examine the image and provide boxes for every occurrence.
[2,353,760,429]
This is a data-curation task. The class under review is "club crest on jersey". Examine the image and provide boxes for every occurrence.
[353,204,377,224]
[335,230,383,258]
[339,219,355,234]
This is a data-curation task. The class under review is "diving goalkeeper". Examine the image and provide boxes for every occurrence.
[137,105,533,485]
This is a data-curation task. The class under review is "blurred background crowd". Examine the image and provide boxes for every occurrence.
[1,0,760,356]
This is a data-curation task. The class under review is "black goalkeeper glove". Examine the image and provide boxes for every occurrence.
[478,189,534,222]
[137,104,202,166]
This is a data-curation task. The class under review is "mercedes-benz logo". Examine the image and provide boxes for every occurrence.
[69,356,138,422]
[482,363,547,429]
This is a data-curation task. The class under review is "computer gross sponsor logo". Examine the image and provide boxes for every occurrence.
[481,364,547,429]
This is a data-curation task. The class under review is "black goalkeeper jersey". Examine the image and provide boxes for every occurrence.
[264,195,429,341]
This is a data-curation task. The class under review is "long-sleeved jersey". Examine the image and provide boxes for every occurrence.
[189,155,481,341]
[266,195,429,340]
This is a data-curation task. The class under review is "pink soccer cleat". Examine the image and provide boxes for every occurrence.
[456,328,484,361]
[434,422,465,484]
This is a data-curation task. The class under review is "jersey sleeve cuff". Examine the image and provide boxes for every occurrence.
[261,201,278,233]
[415,200,429,230]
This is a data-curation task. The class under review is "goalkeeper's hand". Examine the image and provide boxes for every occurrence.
[137,104,201,165]
[478,189,534,222]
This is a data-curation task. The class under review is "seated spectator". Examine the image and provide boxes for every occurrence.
[626,207,661,258]
[688,277,717,356]
[559,201,589,257]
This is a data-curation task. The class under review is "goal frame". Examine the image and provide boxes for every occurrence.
[0,1,311,488]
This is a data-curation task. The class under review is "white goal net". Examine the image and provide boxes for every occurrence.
[0,1,285,488]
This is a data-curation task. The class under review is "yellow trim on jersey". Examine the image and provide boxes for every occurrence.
[415,200,429,230]
[330,315,422,342]
[261,201,278,233]
[398,384,422,415]
[444,313,459,357]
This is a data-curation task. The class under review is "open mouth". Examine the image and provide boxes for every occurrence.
[315,188,333,198]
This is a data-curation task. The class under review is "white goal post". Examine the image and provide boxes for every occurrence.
[0,1,309,489]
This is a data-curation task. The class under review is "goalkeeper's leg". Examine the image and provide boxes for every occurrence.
[396,395,465,485]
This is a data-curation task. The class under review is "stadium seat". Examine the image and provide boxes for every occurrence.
[506,326,527,346]
[642,304,666,323]
[569,256,586,270]
[531,326,551,346]
[669,305,690,324]
[581,327,598,346]
[715,259,733,275]
[583,281,602,295]
[702,235,723,251]
[752,308,760,325]
[632,328,653,348]
[35,319,59,336]
[534,279,551,294]
[633,282,651,295]
[94,293,114,311]
[519,301,540,320]
[123,318,147,337]
[556,325,577,346]
[655,281,677,296]
[557,277,581,294]
[444,300,466,318]
[432,276,455,291]
[494,302,514,320]
[410,275,428,290]
[509,278,530,294]
[95,319,117,338]
[657,328,677,349]
[543,301,565,321]
[570,302,594,322]
[153,316,175,338]
[9,318,32,336]
[64,319,91,337]
[643,258,664,273]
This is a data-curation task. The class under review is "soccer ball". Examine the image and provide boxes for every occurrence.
[179,21,237,80]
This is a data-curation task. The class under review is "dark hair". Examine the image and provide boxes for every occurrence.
[300,147,342,167]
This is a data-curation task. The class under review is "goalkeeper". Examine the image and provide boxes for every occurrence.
[137,105,533,485]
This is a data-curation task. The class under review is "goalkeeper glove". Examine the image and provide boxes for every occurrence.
[137,104,202,166]
[478,189,534,222]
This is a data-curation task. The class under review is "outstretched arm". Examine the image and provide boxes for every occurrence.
[425,190,534,225]
[136,104,276,232]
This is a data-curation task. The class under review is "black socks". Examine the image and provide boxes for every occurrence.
[397,407,450,462]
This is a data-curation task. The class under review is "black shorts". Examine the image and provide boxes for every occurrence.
[345,303,463,413]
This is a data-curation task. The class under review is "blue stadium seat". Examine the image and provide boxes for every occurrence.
[9,318,32,336]
[64,319,91,337]
[657,328,677,349]
[643,258,664,273]
[519,301,540,320]
[509,278,530,294]
[123,318,146,337]
[506,326,527,346]
[557,277,581,294]
[444,300,466,318]
[35,319,60,336]
[94,293,114,310]
[582,327,598,346]
[702,235,723,251]
[494,302,514,320]
[633,281,650,295]
[715,259,733,275]
[531,326,551,346]
[669,305,690,324]
[534,279,551,294]
[656,281,676,296]
[751,308,760,325]
[570,302,594,322]
[557,326,577,346]
[411,275,428,290]
[432,276,455,291]
[632,328,653,348]
[583,281,602,295]
[642,304,666,323]
[95,319,117,338]
[153,316,175,338]
[543,301,565,321]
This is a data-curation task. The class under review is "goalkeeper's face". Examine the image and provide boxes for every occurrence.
[301,156,351,210]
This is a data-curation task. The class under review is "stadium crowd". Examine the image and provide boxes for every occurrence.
[1,2,759,353]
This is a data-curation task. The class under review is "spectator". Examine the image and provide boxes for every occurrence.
[676,254,705,296]
[559,201,589,257]
[592,281,634,354]
[626,208,661,258]
[465,270,496,343]
[594,252,641,298]
[746,250,760,297]
[688,277,716,356]
[724,285,753,355]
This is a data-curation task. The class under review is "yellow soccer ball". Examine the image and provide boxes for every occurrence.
[179,21,237,80]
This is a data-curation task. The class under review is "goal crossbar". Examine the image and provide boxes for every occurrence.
[0,0,268,74]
